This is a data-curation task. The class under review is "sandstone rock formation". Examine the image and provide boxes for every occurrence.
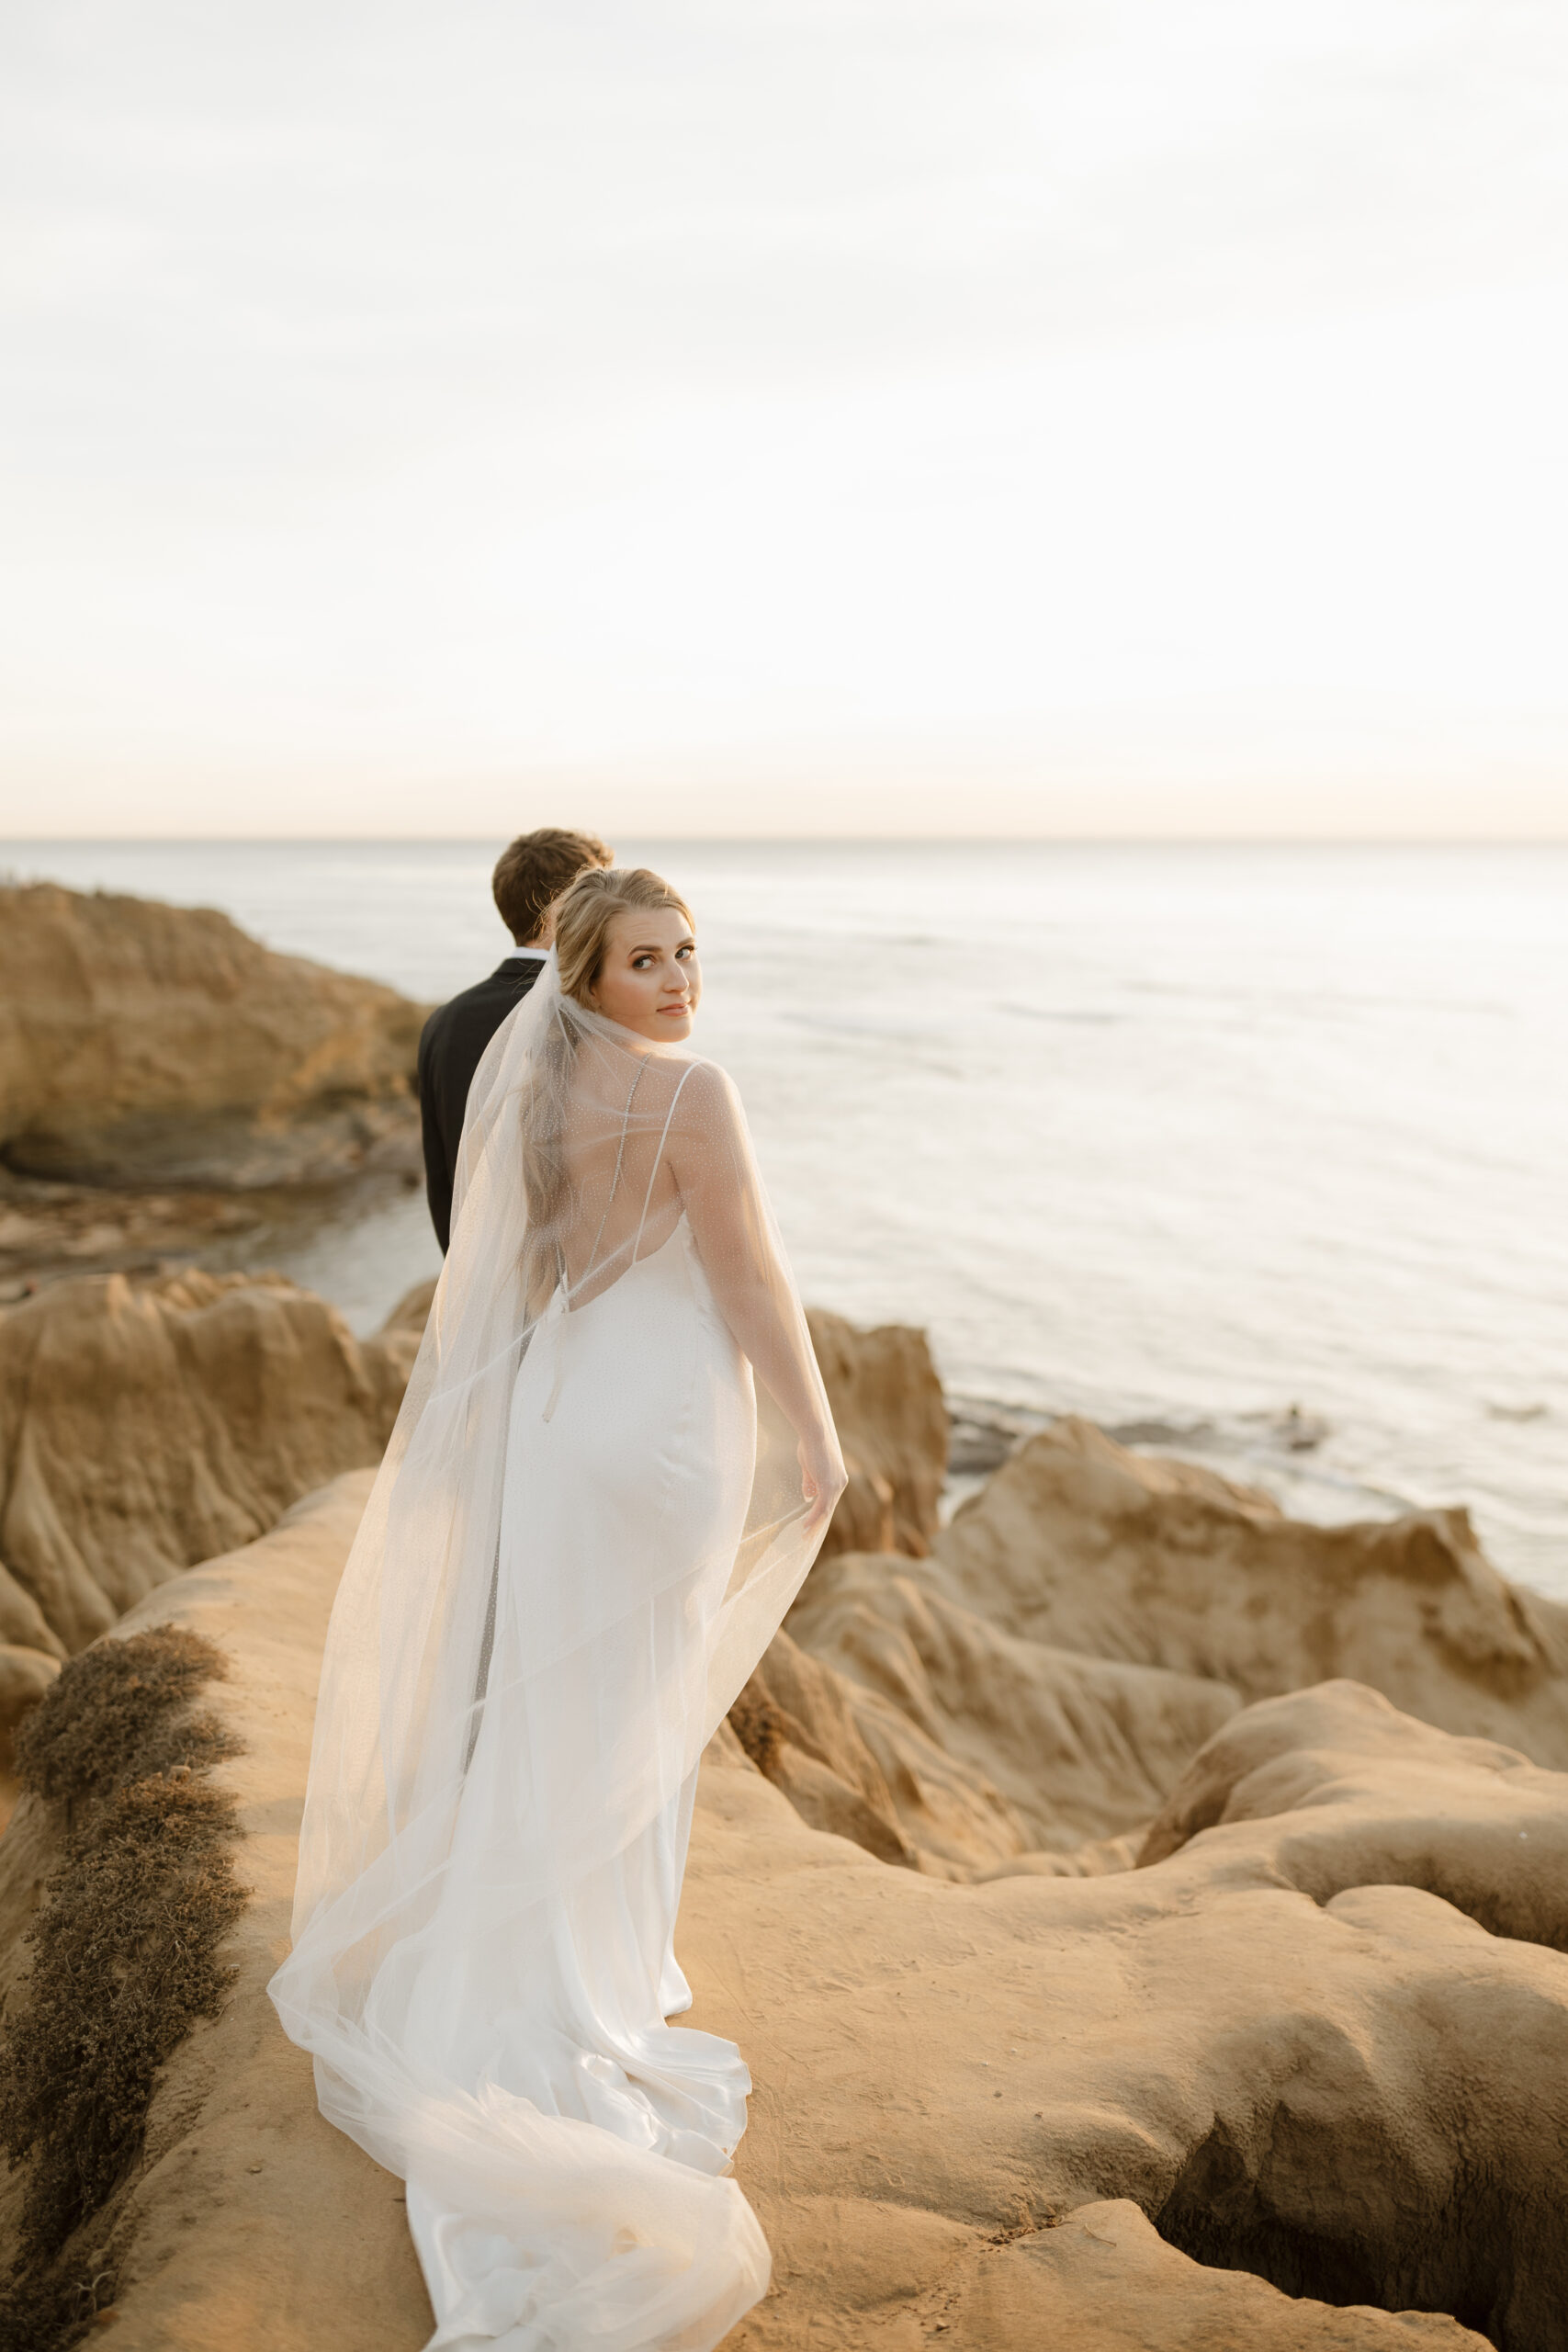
[3,1272,1564,2347]
[805,1309,947,1558]
[936,1416,1568,1768]
[728,1415,1568,1893]
[0,884,425,1189]
[783,1548,1239,1864]
[6,1487,1558,2349]
[689,1680,1563,2351]
[0,1172,267,1306]
[0,1270,423,1673]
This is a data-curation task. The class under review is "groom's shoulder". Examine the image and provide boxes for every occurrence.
[419,962,536,1064]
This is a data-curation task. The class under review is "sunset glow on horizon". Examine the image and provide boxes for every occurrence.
[3,1,1566,840]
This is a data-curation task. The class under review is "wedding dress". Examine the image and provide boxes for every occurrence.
[268,957,844,2352]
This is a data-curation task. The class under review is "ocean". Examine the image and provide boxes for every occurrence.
[6,837,1565,1598]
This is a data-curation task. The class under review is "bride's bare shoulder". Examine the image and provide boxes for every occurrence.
[660,1053,746,1133]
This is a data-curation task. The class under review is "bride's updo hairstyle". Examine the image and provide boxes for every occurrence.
[553,865,694,1008]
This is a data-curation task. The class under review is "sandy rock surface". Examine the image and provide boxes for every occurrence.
[687,1681,1562,2350]
[806,1310,949,1560]
[0,1269,423,1674]
[3,1283,1565,2347]
[737,1419,1568,1885]
[938,1417,1568,1766]
[0,1171,274,1306]
[780,1548,1240,1868]
[0,883,424,1188]
[0,1474,431,2352]
[8,1487,1558,2348]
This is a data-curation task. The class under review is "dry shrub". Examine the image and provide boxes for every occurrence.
[12,1626,236,1804]
[0,1627,243,2351]
[0,2264,118,2352]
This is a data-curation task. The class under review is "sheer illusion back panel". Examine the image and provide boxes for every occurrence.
[550,1047,694,1306]
[268,959,845,2352]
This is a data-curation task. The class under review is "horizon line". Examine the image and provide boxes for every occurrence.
[5,831,1568,851]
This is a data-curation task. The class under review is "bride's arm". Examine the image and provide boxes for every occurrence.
[668,1064,846,1524]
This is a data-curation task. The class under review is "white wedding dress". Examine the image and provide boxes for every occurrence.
[269,963,843,2352]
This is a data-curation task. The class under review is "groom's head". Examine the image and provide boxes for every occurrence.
[492,827,614,949]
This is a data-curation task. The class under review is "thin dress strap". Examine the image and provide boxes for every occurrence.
[565,1059,645,1306]
[633,1062,696,1261]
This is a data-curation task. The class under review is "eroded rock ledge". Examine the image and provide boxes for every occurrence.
[5,1487,1561,2349]
[1,1274,1564,2347]
[0,1270,427,1772]
[730,1418,1568,1883]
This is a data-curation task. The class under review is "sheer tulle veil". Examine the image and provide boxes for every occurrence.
[268,949,843,2348]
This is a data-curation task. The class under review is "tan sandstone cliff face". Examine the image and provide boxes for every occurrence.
[804,1310,949,1561]
[0,1271,425,1767]
[0,884,425,1187]
[4,1484,1559,2351]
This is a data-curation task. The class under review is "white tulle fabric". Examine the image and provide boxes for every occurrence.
[268,957,844,2352]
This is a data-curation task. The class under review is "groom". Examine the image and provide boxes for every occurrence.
[418,825,613,1251]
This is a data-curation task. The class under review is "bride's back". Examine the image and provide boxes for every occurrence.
[549,1035,694,1306]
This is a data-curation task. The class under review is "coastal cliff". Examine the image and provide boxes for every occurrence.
[0,1270,427,1779]
[0,1272,1563,2349]
[0,884,425,1191]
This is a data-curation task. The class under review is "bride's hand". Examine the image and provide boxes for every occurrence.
[798,1434,846,1533]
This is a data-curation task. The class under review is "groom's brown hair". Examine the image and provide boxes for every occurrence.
[492,827,614,946]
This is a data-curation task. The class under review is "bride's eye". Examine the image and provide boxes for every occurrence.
[676,944,694,960]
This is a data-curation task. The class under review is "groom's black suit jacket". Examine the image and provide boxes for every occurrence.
[417,955,545,1253]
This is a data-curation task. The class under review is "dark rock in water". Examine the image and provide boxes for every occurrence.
[945,1415,1017,1476]
[1110,1404,1332,1458]
[1248,1400,1331,1452]
[945,1400,1047,1476]
[1107,1414,1213,1449]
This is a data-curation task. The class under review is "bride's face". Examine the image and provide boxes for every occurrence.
[590,907,701,1041]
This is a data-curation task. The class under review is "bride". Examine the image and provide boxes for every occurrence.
[269,865,846,2352]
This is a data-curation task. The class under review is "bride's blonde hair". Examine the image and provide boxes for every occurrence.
[554,866,694,1006]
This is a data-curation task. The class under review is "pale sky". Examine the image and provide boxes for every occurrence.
[3,0,1566,838]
